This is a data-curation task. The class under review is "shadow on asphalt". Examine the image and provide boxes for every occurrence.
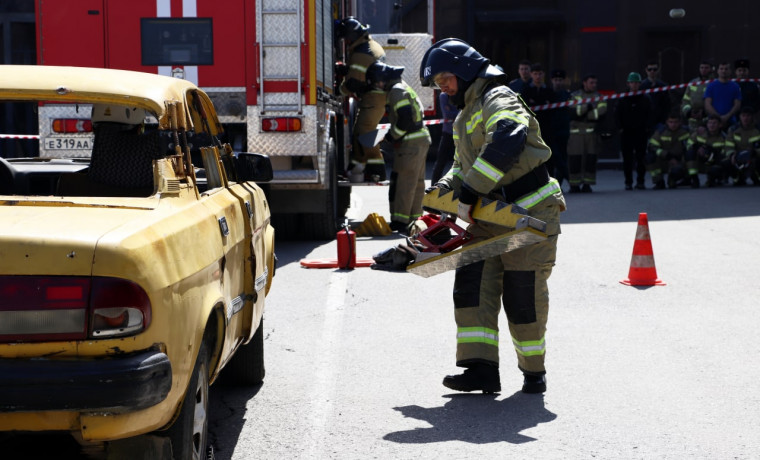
[384,392,556,445]
[207,383,263,460]
[559,174,760,224]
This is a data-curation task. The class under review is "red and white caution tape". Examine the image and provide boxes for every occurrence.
[530,77,760,112]
[0,134,40,140]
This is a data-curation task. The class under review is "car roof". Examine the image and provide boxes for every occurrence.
[0,65,221,134]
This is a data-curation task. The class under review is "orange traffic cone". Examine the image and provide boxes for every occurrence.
[620,212,666,286]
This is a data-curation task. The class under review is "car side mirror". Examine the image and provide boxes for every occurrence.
[235,152,273,183]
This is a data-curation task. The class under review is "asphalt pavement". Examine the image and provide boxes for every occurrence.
[209,166,760,459]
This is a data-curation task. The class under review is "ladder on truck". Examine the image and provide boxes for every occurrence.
[257,0,302,114]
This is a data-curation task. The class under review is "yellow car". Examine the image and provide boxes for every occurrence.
[0,66,276,459]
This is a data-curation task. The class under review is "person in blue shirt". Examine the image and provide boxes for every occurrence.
[704,61,742,129]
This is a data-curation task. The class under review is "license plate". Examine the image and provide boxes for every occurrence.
[44,136,92,150]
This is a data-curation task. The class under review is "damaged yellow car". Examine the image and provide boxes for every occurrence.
[0,66,276,459]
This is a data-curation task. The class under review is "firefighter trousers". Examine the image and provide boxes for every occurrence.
[351,90,387,168]
[388,137,429,224]
[568,129,599,186]
[453,232,558,375]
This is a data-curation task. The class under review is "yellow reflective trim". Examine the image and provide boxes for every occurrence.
[515,178,561,209]
[512,335,545,356]
[472,157,504,183]
[350,63,367,72]
[486,109,528,130]
[466,110,483,134]
[394,99,411,110]
[457,327,499,346]
[405,130,428,140]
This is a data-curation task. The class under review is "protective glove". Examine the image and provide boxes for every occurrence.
[457,184,478,224]
[424,183,451,194]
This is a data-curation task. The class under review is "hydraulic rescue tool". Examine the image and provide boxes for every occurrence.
[406,188,548,277]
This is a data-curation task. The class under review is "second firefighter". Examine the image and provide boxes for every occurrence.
[366,62,431,234]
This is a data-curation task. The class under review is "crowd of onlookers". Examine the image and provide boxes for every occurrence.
[504,58,760,191]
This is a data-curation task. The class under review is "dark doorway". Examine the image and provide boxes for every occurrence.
[0,1,38,158]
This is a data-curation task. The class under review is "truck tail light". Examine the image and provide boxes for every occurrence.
[0,276,151,343]
[261,117,301,132]
[52,118,93,133]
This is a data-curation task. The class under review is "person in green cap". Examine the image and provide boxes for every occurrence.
[615,72,652,189]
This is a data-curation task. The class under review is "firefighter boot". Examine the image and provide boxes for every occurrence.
[442,364,501,394]
[690,175,700,188]
[522,372,547,394]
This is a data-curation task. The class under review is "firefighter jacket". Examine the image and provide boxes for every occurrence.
[570,89,607,135]
[688,130,726,163]
[680,78,709,117]
[726,125,760,157]
[648,126,690,161]
[437,77,566,235]
[385,79,431,144]
[340,35,385,98]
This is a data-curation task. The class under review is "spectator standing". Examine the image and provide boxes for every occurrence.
[704,61,742,129]
[734,59,760,116]
[431,92,459,184]
[646,113,690,189]
[616,72,651,190]
[640,60,670,132]
[522,63,557,175]
[680,60,714,119]
[725,106,760,185]
[549,69,571,187]
[508,59,532,94]
[568,74,607,192]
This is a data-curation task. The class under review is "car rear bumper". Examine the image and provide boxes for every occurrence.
[0,350,171,413]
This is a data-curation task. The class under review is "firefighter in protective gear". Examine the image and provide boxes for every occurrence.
[646,114,690,189]
[336,17,387,181]
[725,106,760,185]
[366,62,431,233]
[680,61,713,119]
[686,115,727,187]
[568,74,607,192]
[420,38,566,394]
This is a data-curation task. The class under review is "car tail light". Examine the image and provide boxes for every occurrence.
[261,117,302,132]
[90,277,151,338]
[52,118,93,133]
[0,276,151,343]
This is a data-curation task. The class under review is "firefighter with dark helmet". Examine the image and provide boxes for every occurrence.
[420,38,566,394]
[335,17,387,181]
[366,62,431,233]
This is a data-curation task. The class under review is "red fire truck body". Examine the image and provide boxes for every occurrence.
[35,0,433,238]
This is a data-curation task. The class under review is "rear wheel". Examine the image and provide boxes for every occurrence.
[223,318,266,385]
[165,341,210,460]
[301,139,340,240]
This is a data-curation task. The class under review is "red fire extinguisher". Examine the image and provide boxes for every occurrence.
[336,223,356,269]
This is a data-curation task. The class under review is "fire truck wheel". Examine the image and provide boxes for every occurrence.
[301,140,340,240]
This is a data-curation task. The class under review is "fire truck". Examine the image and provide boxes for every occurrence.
[34,0,433,239]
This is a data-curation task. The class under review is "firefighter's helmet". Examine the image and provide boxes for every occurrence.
[335,17,369,43]
[736,150,752,170]
[419,38,503,87]
[366,62,404,87]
